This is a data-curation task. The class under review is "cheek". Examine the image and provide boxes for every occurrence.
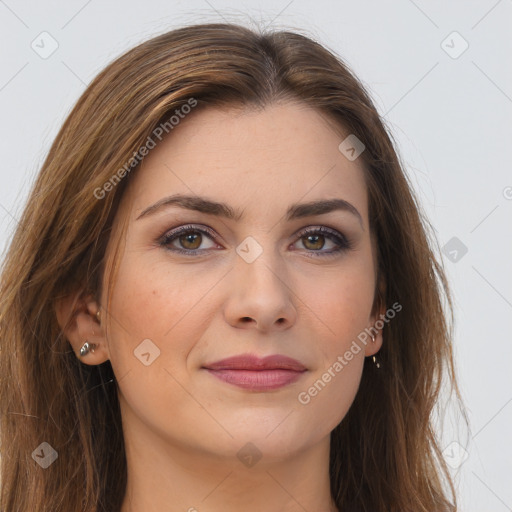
[108,248,222,336]
[298,263,375,344]
[103,251,200,374]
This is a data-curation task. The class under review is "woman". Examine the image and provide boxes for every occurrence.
[0,22,464,511]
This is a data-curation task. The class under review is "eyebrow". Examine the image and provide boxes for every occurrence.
[136,194,363,228]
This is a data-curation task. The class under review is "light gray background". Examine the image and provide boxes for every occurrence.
[1,1,511,510]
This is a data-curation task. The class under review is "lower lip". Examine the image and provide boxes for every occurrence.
[204,368,306,391]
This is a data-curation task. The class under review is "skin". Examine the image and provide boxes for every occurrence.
[57,101,385,512]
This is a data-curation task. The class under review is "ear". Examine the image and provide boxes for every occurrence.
[364,272,386,357]
[55,290,110,365]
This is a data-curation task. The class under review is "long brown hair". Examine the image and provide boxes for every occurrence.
[0,22,465,511]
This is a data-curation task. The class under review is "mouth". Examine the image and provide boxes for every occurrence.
[202,353,308,391]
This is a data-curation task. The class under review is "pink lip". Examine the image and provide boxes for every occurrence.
[202,354,307,391]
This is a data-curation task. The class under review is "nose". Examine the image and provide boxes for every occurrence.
[223,248,297,333]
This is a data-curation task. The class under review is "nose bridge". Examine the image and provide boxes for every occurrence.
[235,233,287,295]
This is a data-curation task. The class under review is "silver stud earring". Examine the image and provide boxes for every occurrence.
[79,341,96,357]
[78,309,101,357]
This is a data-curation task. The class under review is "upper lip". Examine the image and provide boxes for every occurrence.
[202,354,307,371]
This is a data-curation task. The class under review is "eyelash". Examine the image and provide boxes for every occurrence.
[158,224,353,258]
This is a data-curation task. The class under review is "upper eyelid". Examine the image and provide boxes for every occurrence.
[162,223,345,238]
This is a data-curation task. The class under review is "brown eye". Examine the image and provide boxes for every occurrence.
[302,233,326,251]
[160,225,218,255]
[293,227,352,258]
[178,231,202,250]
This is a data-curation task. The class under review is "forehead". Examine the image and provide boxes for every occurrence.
[124,102,368,226]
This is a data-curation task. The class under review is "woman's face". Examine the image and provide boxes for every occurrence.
[101,101,382,463]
